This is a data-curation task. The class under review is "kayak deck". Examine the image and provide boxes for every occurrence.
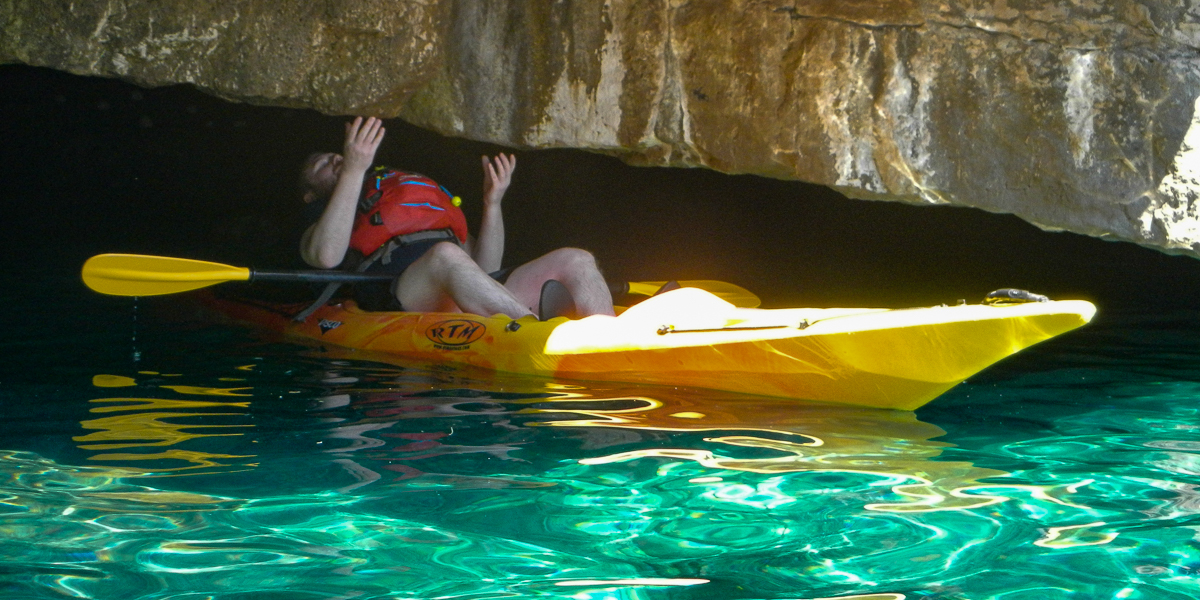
[205,288,1095,411]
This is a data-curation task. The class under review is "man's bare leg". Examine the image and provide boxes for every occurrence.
[394,242,533,319]
[503,248,615,317]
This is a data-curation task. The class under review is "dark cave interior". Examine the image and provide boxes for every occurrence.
[2,64,1198,312]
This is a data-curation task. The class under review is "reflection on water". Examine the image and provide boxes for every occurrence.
[1,325,1198,599]
[525,391,1014,512]
[532,394,1125,552]
[75,374,255,476]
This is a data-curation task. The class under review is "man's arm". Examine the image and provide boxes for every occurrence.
[300,117,386,269]
[470,153,516,273]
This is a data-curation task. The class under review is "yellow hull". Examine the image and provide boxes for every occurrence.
[209,288,1095,410]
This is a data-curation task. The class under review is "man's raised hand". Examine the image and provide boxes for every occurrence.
[343,117,386,173]
[482,153,517,208]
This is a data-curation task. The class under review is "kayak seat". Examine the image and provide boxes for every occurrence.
[539,279,577,321]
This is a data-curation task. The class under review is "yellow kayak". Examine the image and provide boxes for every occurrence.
[205,287,1095,411]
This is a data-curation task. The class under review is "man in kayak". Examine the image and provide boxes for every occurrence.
[299,116,615,320]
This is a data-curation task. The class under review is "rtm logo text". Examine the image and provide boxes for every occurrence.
[426,319,486,350]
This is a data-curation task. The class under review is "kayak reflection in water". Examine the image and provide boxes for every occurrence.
[298,116,615,320]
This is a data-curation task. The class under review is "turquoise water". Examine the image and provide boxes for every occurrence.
[3,270,1200,599]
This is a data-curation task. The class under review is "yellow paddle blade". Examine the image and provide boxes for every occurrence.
[82,254,252,296]
[628,280,761,308]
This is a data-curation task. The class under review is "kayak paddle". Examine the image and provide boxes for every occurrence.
[81,254,394,297]
[81,253,761,307]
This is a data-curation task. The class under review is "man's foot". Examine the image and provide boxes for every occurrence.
[539,279,577,320]
[607,281,630,298]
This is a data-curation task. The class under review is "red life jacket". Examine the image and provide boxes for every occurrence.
[348,167,469,256]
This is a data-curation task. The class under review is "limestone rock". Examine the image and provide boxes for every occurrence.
[3,0,1200,256]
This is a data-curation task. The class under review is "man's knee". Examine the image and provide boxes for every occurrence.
[423,241,472,269]
[549,247,599,272]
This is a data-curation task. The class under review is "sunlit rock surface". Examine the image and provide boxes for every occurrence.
[3,0,1200,255]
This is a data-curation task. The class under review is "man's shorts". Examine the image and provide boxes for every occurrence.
[354,239,513,312]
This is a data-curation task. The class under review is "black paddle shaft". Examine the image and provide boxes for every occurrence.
[249,270,395,284]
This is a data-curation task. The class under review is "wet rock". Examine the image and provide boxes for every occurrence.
[2,0,1199,255]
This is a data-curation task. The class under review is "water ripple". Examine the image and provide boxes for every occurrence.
[6,319,1200,598]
